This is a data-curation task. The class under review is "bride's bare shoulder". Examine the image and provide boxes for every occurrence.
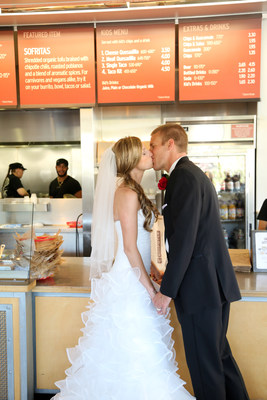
[114,186,139,221]
[115,185,137,201]
[114,186,139,211]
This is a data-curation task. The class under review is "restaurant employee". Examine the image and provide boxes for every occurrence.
[257,199,267,230]
[49,158,82,198]
[1,162,30,198]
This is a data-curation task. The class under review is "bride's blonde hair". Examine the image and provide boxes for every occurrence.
[112,137,158,231]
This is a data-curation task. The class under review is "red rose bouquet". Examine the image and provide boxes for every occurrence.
[158,174,169,191]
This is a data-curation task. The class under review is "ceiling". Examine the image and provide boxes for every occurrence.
[0,0,266,26]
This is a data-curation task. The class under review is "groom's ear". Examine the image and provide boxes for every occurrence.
[167,138,175,150]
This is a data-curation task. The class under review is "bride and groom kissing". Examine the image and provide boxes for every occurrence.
[51,124,250,400]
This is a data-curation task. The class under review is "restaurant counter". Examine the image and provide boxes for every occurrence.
[31,257,267,399]
[0,278,36,400]
[1,256,266,399]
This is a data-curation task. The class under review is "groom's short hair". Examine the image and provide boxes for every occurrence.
[151,123,188,152]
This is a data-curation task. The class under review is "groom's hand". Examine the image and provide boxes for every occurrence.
[152,292,172,315]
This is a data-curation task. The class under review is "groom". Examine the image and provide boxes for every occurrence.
[150,124,249,400]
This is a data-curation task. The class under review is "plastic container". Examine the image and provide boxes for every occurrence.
[236,199,245,219]
[237,229,245,249]
[220,201,228,220]
[31,193,38,204]
[223,228,229,248]
[225,173,234,192]
[228,201,236,220]
[66,221,83,228]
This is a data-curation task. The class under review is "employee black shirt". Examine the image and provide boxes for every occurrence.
[49,176,81,198]
[3,174,25,198]
[257,199,267,221]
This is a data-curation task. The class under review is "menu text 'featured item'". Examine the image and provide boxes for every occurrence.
[0,30,17,107]
[179,17,261,102]
[18,26,95,107]
[96,23,175,104]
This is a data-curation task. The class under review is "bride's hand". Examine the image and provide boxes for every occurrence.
[148,286,157,300]
[152,292,172,315]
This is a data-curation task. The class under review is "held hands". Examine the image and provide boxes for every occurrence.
[152,292,172,315]
[150,262,171,315]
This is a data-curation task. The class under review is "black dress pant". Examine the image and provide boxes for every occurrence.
[176,301,250,400]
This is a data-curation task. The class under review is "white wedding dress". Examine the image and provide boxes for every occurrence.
[51,210,194,400]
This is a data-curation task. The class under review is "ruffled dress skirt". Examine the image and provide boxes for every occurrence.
[51,265,194,400]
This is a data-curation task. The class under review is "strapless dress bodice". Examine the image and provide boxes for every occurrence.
[114,209,152,274]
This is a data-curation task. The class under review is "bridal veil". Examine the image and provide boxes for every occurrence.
[89,147,117,279]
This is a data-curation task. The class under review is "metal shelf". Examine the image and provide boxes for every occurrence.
[2,203,49,212]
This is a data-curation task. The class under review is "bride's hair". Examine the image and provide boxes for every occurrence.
[112,136,158,231]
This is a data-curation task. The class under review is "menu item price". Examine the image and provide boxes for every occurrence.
[97,23,175,103]
[0,31,17,106]
[161,47,171,72]
[18,27,95,107]
[179,17,261,101]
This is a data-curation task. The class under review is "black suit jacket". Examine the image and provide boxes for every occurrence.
[161,156,241,315]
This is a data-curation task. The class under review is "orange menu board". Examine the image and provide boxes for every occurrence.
[18,26,95,107]
[179,17,261,102]
[96,23,175,104]
[0,31,17,106]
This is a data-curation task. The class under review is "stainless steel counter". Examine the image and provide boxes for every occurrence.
[0,198,84,256]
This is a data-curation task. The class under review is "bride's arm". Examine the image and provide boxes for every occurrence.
[115,187,157,299]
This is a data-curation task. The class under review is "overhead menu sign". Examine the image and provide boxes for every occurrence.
[179,17,261,102]
[96,23,175,104]
[18,26,95,107]
[0,30,17,106]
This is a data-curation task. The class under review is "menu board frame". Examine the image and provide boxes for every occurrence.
[178,15,261,103]
[96,21,176,105]
[0,29,17,107]
[17,24,96,108]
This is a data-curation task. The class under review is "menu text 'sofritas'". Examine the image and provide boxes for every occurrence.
[18,27,95,107]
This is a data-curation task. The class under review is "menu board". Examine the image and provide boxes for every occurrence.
[179,17,261,102]
[96,23,175,104]
[18,26,95,107]
[0,30,17,106]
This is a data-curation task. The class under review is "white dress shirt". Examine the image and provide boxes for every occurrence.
[165,155,187,253]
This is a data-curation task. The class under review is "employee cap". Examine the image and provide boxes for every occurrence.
[56,158,68,167]
[9,162,27,170]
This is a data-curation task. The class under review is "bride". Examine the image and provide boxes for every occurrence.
[51,136,195,400]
